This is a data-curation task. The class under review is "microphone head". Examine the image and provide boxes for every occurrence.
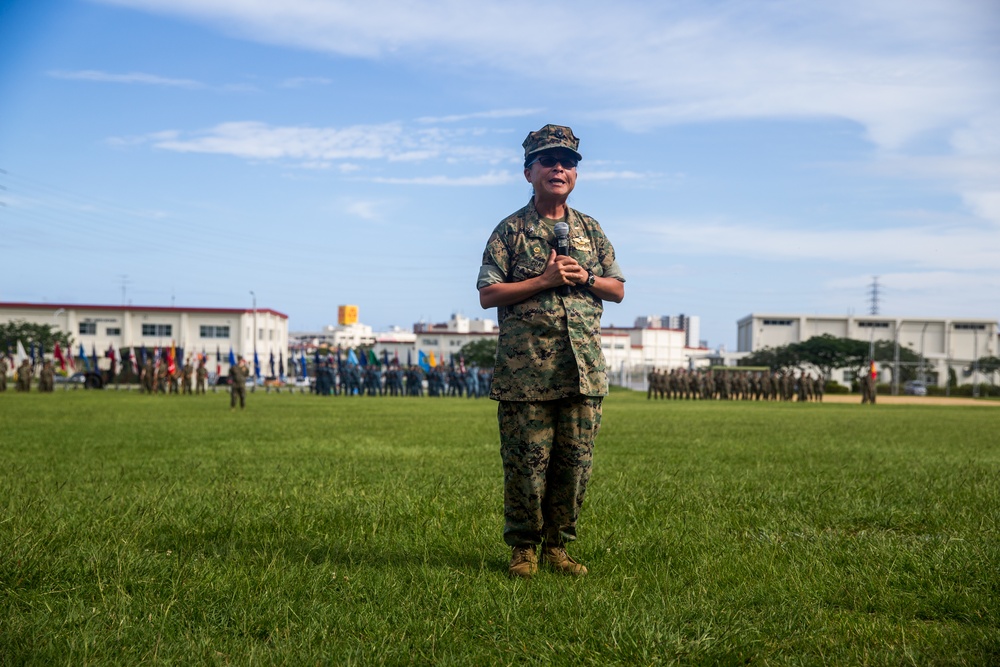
[553,222,570,239]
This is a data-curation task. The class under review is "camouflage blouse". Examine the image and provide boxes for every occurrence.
[478,199,625,401]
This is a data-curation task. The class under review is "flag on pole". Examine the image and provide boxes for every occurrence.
[407,349,412,367]
[870,360,877,380]
[54,342,66,371]
[91,344,99,374]
[418,350,430,372]
[253,351,260,380]
[278,352,285,381]
[168,342,176,374]
[428,351,437,368]
[347,348,359,366]
[153,346,160,371]
[16,340,28,366]
[300,348,308,379]
[228,347,236,368]
[369,350,379,367]
[269,351,275,378]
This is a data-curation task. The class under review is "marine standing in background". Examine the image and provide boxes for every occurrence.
[16,359,32,392]
[230,357,249,410]
[38,360,55,392]
[478,124,626,578]
[196,359,208,394]
[182,359,194,395]
[0,356,8,392]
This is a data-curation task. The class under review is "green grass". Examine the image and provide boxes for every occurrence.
[1,390,998,665]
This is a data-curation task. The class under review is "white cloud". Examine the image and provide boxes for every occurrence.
[344,200,380,221]
[94,0,1000,148]
[636,217,1000,271]
[416,108,543,124]
[280,76,332,88]
[370,171,516,186]
[48,69,206,89]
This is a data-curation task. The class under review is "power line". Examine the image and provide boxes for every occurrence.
[868,276,880,316]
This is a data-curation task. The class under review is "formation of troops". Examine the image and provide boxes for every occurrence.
[137,357,211,395]
[313,362,493,398]
[646,368,826,402]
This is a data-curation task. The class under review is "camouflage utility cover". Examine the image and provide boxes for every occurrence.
[522,124,582,161]
[478,199,624,401]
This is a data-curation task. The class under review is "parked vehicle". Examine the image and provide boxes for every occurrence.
[904,380,928,396]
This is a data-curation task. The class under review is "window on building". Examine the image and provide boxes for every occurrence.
[422,338,438,346]
[858,321,890,328]
[269,330,273,341]
[763,319,793,326]
[954,323,986,330]
[79,322,97,335]
[200,325,231,338]
[142,324,172,337]
[258,328,264,340]
[106,327,121,336]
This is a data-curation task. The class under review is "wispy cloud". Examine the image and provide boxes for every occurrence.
[416,108,542,124]
[636,217,1000,272]
[370,171,516,186]
[48,69,206,89]
[119,120,515,170]
[280,76,332,88]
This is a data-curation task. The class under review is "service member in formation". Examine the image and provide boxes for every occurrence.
[230,357,250,410]
[478,124,626,578]
[16,359,32,392]
[39,360,55,392]
[195,358,208,394]
[0,356,8,392]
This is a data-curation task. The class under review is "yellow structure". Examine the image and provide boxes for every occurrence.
[338,305,359,326]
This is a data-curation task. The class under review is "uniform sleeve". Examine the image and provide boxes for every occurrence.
[591,220,626,282]
[476,229,509,289]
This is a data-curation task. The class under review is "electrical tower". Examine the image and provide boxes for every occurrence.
[867,276,880,316]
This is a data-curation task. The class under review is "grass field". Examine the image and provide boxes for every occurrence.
[1,389,998,665]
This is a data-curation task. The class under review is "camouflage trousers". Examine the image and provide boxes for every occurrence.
[498,395,603,547]
[231,385,246,408]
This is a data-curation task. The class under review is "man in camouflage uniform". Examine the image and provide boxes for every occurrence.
[39,360,55,392]
[0,356,8,392]
[478,124,626,578]
[230,357,250,410]
[195,358,208,394]
[16,359,32,392]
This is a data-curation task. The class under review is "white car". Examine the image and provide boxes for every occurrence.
[904,381,928,396]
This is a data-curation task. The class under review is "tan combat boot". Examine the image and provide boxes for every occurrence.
[542,545,588,576]
[508,545,538,579]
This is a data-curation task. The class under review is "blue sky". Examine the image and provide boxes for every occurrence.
[2,0,998,348]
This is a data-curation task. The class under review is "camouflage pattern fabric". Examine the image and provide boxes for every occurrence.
[498,395,602,547]
[478,199,624,401]
[230,363,249,408]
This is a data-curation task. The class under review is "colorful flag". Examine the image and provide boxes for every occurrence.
[369,350,379,367]
[347,348,359,366]
[91,344,99,374]
[253,351,260,379]
[300,348,308,379]
[870,360,877,380]
[428,351,437,368]
[228,347,236,368]
[279,352,285,381]
[16,340,28,366]
[153,346,160,370]
[168,342,176,374]
[418,350,430,372]
[54,342,66,371]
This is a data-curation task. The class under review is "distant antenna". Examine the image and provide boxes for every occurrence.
[867,276,880,315]
[117,274,132,306]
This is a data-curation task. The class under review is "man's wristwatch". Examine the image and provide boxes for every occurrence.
[586,271,596,287]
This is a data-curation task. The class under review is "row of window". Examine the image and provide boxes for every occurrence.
[78,323,231,338]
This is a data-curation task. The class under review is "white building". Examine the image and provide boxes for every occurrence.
[737,313,999,387]
[1,301,288,374]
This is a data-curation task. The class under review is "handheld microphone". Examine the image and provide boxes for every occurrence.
[553,222,571,296]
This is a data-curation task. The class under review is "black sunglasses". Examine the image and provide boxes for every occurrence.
[527,155,578,169]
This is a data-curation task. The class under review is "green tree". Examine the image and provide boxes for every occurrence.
[459,338,497,368]
[792,334,855,379]
[739,345,801,372]
[0,320,73,356]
